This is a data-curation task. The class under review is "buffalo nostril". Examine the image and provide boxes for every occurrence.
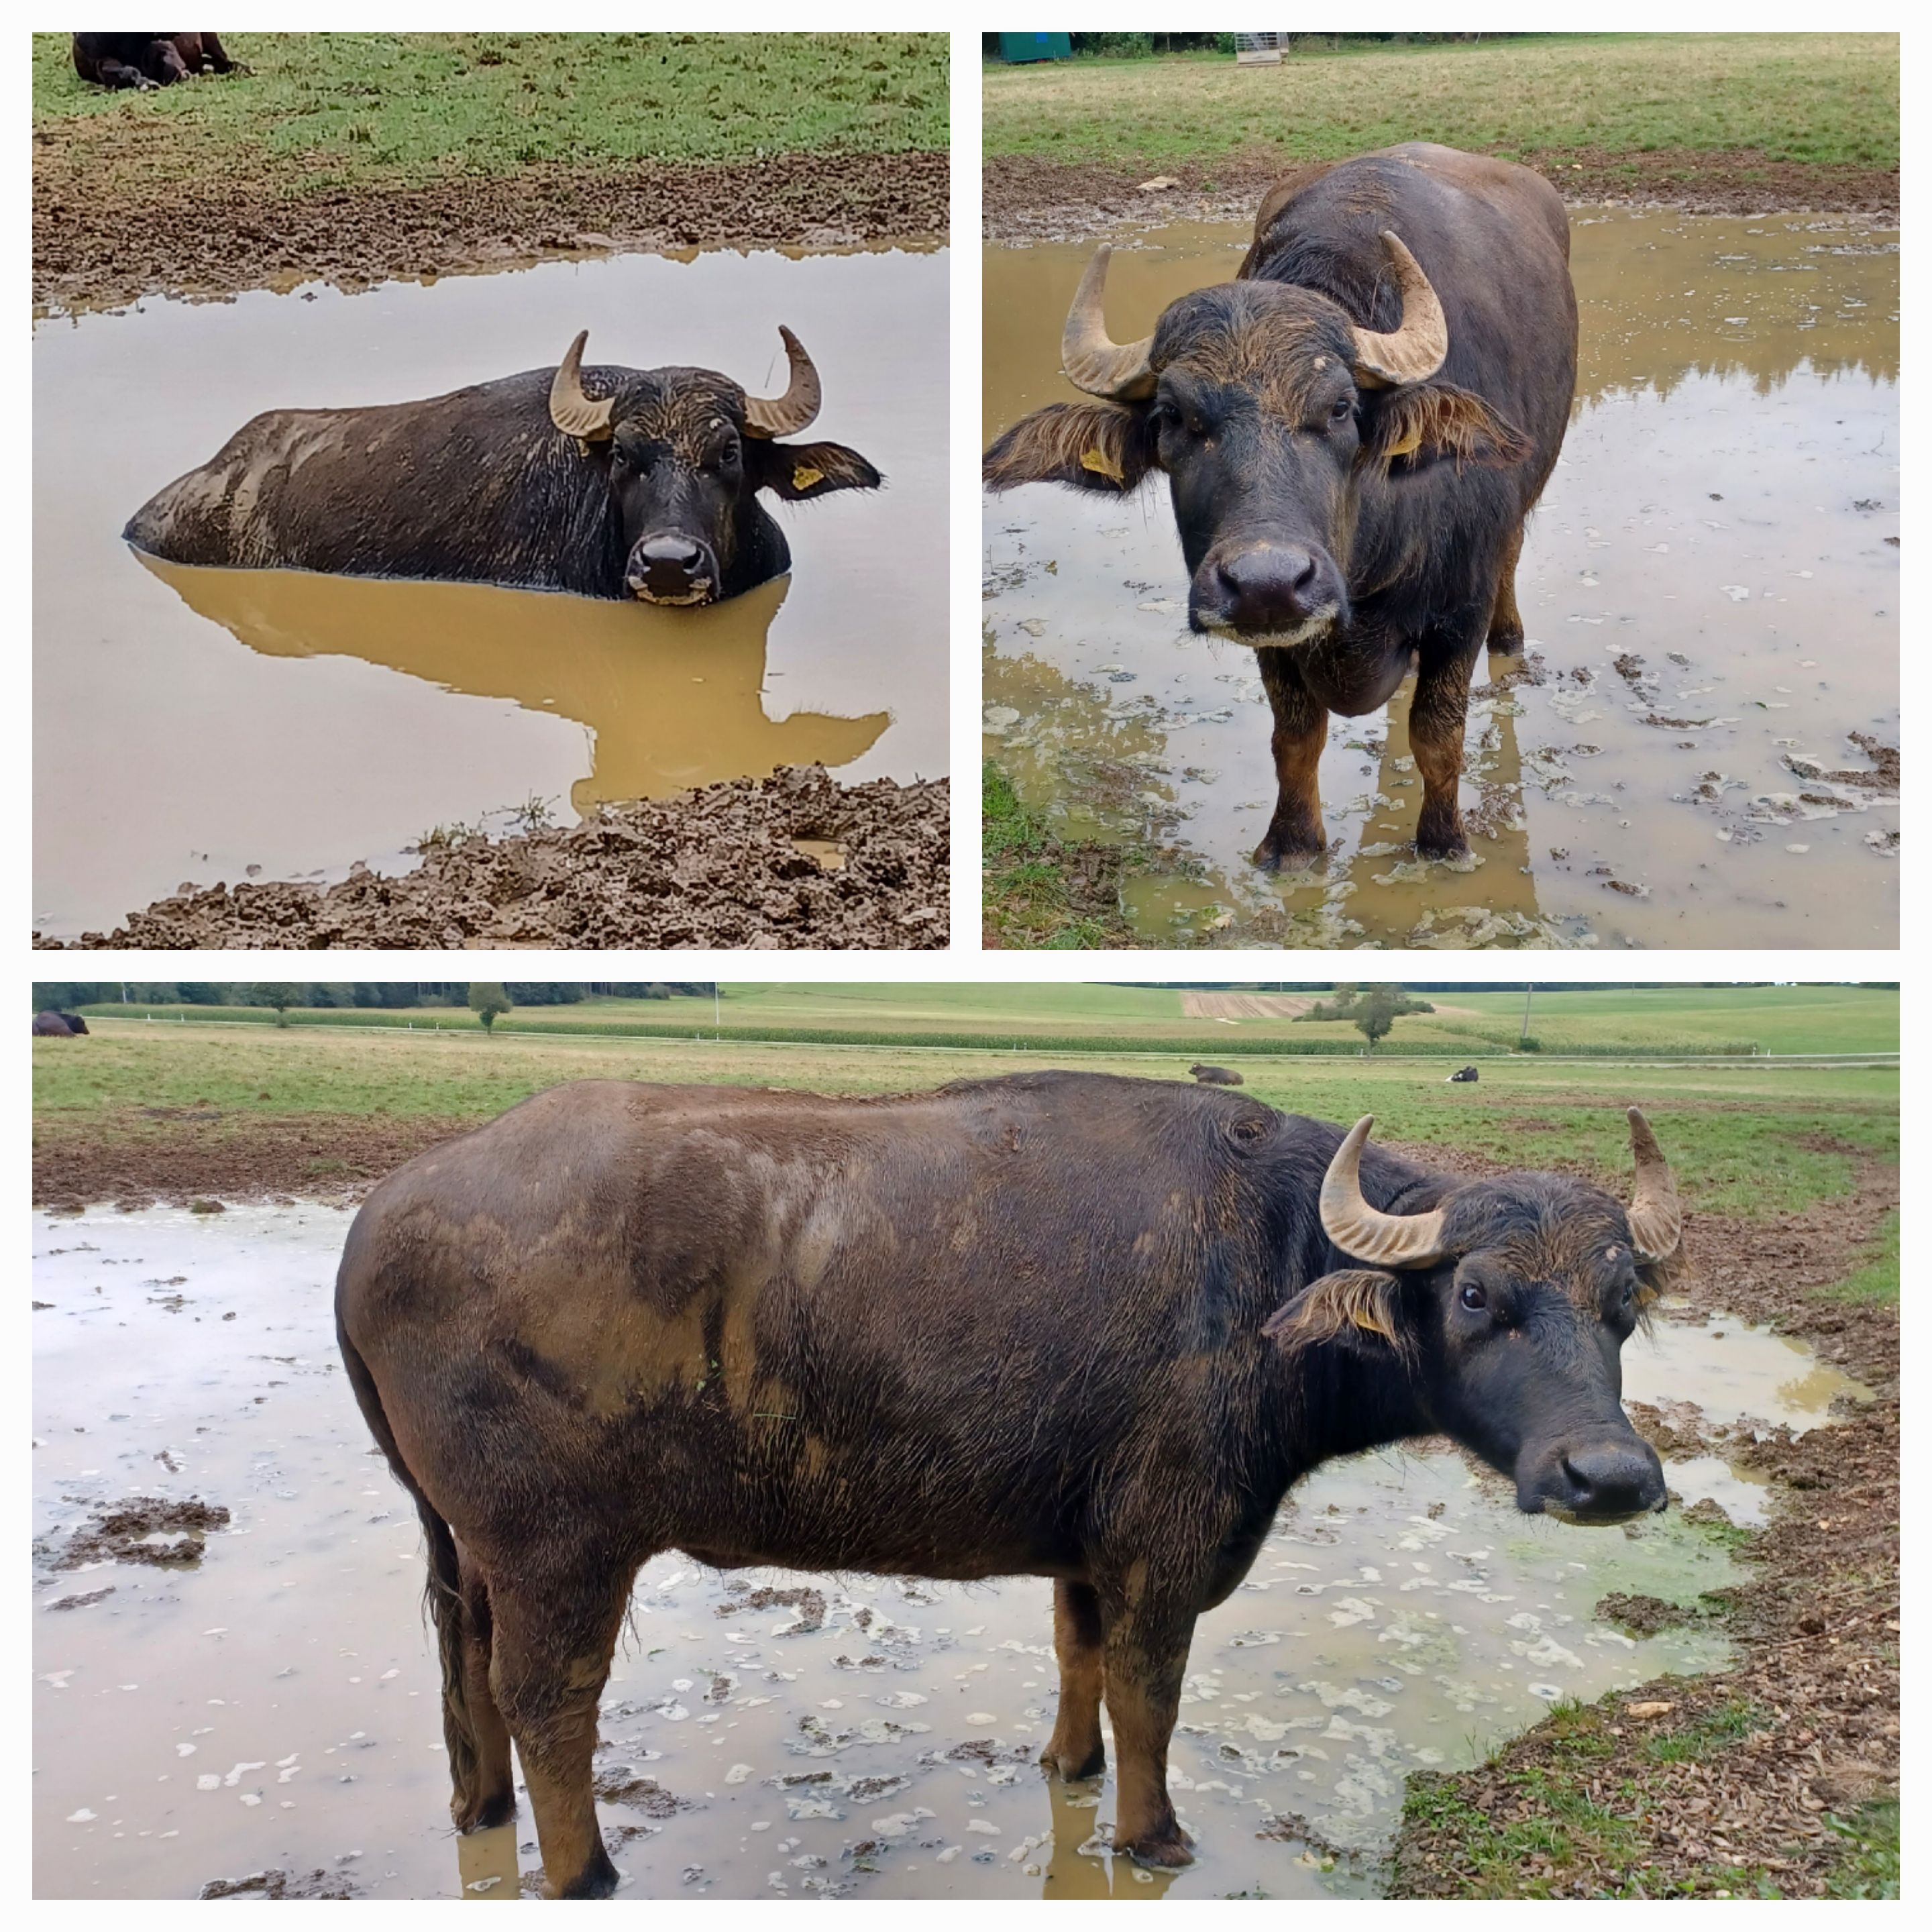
[638,537,704,579]
[1289,551,1319,594]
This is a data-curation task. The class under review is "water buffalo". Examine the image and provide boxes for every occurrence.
[1189,1061,1242,1085]
[985,144,1577,868]
[72,34,244,89]
[32,1010,89,1036]
[1448,1064,1479,1083]
[337,1072,1678,1894]
[124,329,881,606]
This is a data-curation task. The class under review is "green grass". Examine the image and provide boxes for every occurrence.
[1815,1211,1899,1307]
[983,33,1897,172]
[1821,1799,1899,1898]
[1642,1697,1762,1764]
[33,33,948,191]
[983,761,1144,949]
[34,1019,1895,1223]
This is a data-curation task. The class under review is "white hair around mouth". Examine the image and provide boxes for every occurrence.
[633,581,713,607]
[1193,604,1340,649]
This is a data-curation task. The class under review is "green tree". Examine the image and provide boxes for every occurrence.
[246,984,303,1027]
[468,983,513,1033]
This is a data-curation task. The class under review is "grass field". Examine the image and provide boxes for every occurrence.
[67,982,1898,1057]
[982,33,1897,172]
[36,1018,1895,1222]
[32,32,948,188]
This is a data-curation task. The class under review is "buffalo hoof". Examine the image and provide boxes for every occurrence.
[455,1789,517,1833]
[1040,1739,1107,1781]
[1116,1821,1195,1869]
[1415,834,1470,863]
[553,1847,621,1900]
[1251,834,1325,873]
[1486,621,1525,655]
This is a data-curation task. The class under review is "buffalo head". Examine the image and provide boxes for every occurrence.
[1269,1110,1680,1523]
[983,234,1530,645]
[549,328,880,606]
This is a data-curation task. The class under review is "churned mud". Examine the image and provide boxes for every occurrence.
[981,153,1898,247]
[983,210,1898,949]
[34,150,950,316]
[35,241,949,940]
[36,769,949,951]
[33,1171,1876,1899]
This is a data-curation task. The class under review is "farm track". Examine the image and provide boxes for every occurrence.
[32,146,949,314]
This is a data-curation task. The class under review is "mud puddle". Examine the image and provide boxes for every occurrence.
[983,213,1897,949]
[34,244,948,939]
[39,1208,1870,1899]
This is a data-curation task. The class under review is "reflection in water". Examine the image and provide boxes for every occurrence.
[35,241,948,936]
[454,1823,521,1902]
[138,558,889,818]
[983,212,1898,948]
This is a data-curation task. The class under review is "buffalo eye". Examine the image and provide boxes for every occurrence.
[1328,398,1354,424]
[1459,1283,1488,1313]
[1150,400,1183,437]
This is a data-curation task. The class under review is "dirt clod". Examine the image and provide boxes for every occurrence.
[41,1495,231,1572]
[38,769,949,952]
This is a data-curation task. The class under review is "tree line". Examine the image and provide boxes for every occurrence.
[33,982,719,1012]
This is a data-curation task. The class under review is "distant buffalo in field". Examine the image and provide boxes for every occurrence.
[33,1010,89,1036]
[72,34,246,90]
[1190,1063,1242,1085]
[1448,1065,1479,1083]
[124,329,880,607]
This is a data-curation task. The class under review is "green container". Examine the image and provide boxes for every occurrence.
[999,32,1071,63]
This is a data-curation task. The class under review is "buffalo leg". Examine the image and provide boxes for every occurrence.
[1099,1596,1195,1867]
[200,34,246,74]
[487,1565,637,1899]
[146,40,192,85]
[93,56,154,91]
[1409,622,1486,860]
[1252,649,1328,869]
[1042,1580,1107,1780]
[1487,523,1526,653]
[453,1552,517,1831]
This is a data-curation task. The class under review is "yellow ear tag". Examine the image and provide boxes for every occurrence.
[792,464,825,491]
[1080,446,1124,484]
[1385,425,1423,460]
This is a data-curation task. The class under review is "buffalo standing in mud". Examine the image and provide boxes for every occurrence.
[985,144,1578,868]
[125,330,880,606]
[337,1071,1679,1894]
[72,34,244,89]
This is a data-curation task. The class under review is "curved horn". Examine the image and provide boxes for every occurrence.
[1320,1116,1449,1269]
[1624,1108,1682,1263]
[549,329,614,441]
[1348,231,1449,388]
[1061,246,1157,400]
[743,326,821,438]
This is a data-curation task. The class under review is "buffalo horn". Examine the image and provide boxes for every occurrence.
[1624,1108,1682,1263]
[1347,231,1450,387]
[743,327,822,437]
[549,330,615,441]
[1320,1116,1448,1269]
[1061,247,1157,400]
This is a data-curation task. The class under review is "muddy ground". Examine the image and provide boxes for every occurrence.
[982,150,1898,244]
[34,768,949,953]
[33,148,950,315]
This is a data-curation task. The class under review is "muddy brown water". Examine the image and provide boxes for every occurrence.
[34,244,947,939]
[34,1208,1870,1899]
[983,213,1898,948]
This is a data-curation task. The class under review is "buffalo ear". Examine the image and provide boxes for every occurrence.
[1360,381,1532,474]
[751,439,881,502]
[983,400,1159,494]
[1264,1269,1412,1361]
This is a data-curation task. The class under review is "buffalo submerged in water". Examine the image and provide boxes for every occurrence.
[124,329,881,606]
[337,1071,1680,1894]
[985,143,1578,869]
